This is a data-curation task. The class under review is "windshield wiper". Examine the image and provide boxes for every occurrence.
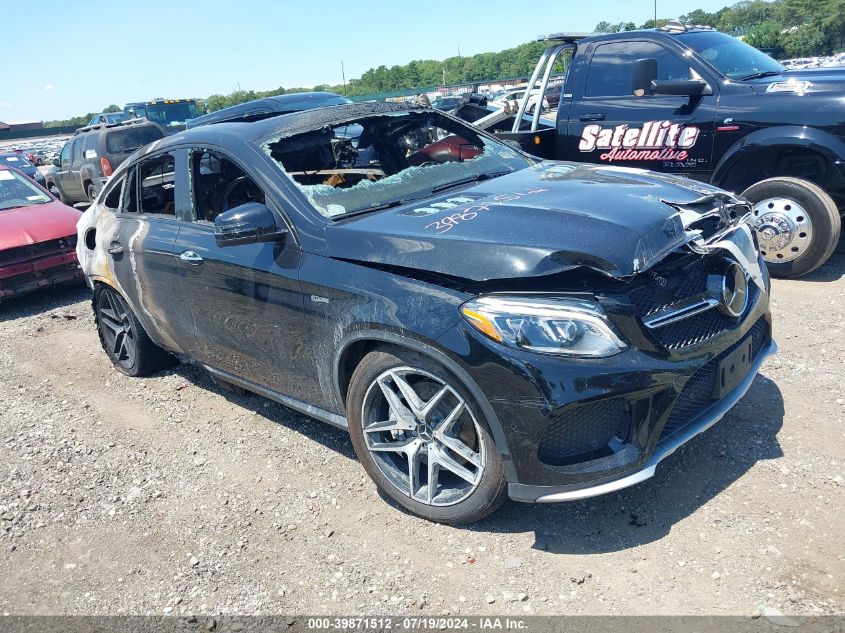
[430,170,512,194]
[335,196,424,220]
[738,70,782,81]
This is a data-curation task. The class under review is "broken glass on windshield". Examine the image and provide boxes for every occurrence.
[262,111,533,218]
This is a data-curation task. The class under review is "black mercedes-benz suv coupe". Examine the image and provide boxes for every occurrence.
[76,102,775,523]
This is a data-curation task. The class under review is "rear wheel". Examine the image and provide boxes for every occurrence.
[347,348,507,524]
[86,183,100,203]
[94,285,176,377]
[742,177,841,278]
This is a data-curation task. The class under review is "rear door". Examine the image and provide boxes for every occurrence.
[565,38,717,179]
[106,150,194,352]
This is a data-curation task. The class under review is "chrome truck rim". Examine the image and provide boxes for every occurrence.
[752,197,813,264]
[361,367,486,506]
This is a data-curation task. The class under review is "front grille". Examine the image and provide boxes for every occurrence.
[651,283,759,350]
[0,235,77,266]
[630,257,710,318]
[628,255,759,351]
[538,398,630,466]
[660,317,769,440]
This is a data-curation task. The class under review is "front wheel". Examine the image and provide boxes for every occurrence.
[347,348,507,524]
[742,177,841,278]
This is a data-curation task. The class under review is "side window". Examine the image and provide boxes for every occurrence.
[136,153,177,216]
[585,41,692,97]
[71,139,84,167]
[84,134,98,159]
[59,143,71,167]
[189,149,265,223]
[102,176,124,211]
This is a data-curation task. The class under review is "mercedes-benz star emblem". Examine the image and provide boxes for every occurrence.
[416,423,434,442]
[719,262,749,318]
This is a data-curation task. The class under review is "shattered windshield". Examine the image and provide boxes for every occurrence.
[262,111,533,218]
[0,169,50,210]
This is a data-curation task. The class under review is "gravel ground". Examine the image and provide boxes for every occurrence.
[0,253,843,617]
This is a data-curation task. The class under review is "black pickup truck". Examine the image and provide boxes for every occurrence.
[458,21,844,278]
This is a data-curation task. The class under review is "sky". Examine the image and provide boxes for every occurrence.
[2,0,733,123]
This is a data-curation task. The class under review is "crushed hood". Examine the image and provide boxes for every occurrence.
[325,162,741,282]
[0,200,82,251]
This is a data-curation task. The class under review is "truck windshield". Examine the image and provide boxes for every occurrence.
[681,31,785,80]
[262,110,533,218]
[145,102,202,127]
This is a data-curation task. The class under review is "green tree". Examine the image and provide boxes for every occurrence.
[745,19,784,55]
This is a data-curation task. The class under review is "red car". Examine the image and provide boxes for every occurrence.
[0,165,84,302]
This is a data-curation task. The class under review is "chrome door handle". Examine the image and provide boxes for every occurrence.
[179,250,203,265]
[107,242,123,255]
[579,113,606,122]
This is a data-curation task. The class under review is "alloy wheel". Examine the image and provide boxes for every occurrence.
[97,289,137,370]
[360,367,486,507]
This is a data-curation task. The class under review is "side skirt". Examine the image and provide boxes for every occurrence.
[203,365,349,431]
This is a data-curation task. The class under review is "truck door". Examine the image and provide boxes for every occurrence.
[565,39,717,180]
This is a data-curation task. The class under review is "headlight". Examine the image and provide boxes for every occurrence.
[460,295,626,357]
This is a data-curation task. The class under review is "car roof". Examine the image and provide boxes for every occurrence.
[187,91,351,128]
[157,101,428,151]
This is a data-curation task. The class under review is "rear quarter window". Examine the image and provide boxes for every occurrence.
[105,127,164,154]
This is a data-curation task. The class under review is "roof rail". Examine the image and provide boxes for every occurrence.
[658,19,716,33]
[74,117,152,135]
[536,32,592,43]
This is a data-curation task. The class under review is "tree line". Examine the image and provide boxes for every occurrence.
[597,0,845,59]
[45,0,844,125]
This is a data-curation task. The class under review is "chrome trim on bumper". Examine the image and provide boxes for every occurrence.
[530,338,777,503]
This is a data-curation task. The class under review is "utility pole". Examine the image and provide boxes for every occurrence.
[341,60,347,95]
[654,0,657,25]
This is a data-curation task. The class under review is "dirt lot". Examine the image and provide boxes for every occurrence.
[0,252,843,617]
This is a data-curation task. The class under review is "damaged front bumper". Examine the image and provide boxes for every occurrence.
[511,336,777,503]
[435,220,775,503]
[0,239,84,301]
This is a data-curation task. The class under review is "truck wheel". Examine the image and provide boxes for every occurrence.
[87,183,100,203]
[742,177,841,279]
[346,347,507,524]
[94,285,176,377]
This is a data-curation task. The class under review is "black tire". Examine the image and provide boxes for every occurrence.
[93,285,176,377]
[86,183,100,203]
[47,182,66,203]
[742,177,841,278]
[346,347,507,524]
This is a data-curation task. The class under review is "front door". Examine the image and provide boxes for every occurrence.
[173,147,316,400]
[565,39,717,179]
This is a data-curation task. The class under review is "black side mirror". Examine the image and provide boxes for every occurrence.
[214,202,286,247]
[53,158,61,167]
[632,58,658,96]
[651,79,712,96]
